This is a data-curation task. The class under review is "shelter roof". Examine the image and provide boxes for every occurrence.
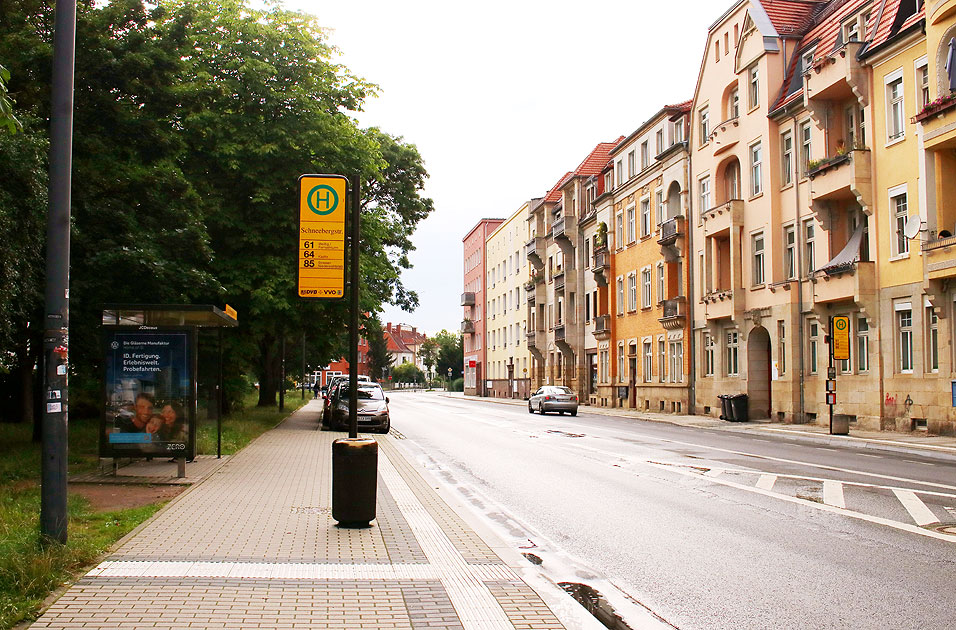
[102,304,238,328]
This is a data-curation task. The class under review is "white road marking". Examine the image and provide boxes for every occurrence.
[823,480,845,508]
[647,462,956,544]
[755,474,777,491]
[704,468,723,477]
[759,427,956,453]
[892,489,939,526]
[860,454,883,458]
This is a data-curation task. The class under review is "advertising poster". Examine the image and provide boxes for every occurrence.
[101,328,195,458]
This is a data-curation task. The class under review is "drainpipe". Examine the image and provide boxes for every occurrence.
[794,112,807,424]
[686,142,697,414]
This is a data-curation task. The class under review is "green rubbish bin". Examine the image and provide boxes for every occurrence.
[729,393,748,422]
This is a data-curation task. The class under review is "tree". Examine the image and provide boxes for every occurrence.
[391,362,423,384]
[433,330,464,380]
[0,62,20,133]
[364,318,393,383]
[419,337,438,379]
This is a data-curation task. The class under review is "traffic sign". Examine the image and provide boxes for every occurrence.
[297,174,347,299]
[825,392,836,405]
[832,316,850,361]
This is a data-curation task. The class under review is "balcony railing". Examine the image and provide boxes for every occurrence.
[592,315,610,339]
[657,218,681,246]
[460,292,475,306]
[526,237,545,268]
[591,248,609,272]
[460,320,475,334]
[658,298,686,330]
[554,269,565,291]
[554,323,566,342]
[809,149,872,214]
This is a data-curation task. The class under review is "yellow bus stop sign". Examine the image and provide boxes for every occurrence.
[832,315,850,361]
[297,174,347,299]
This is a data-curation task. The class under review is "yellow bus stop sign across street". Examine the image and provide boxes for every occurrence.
[832,315,850,361]
[297,174,347,299]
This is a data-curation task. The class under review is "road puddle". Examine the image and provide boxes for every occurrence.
[559,582,634,630]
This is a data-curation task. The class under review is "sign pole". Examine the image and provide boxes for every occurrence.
[41,0,77,544]
[828,317,834,435]
[348,175,360,439]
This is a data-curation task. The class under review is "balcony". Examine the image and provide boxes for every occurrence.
[702,199,743,237]
[460,319,475,334]
[554,269,565,291]
[657,218,682,246]
[460,292,475,307]
[526,330,536,345]
[554,268,575,293]
[553,215,577,244]
[592,314,610,340]
[808,149,872,217]
[711,117,739,156]
[924,234,956,281]
[591,248,610,273]
[658,297,687,330]
[804,42,868,111]
[702,289,734,321]
[916,93,956,150]
[526,237,545,269]
[810,261,876,306]
[554,323,566,342]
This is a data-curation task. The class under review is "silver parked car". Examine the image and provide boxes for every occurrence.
[528,386,578,416]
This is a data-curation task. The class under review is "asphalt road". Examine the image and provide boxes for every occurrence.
[385,392,956,630]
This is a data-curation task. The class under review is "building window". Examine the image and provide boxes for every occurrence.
[627,273,637,312]
[616,212,624,248]
[616,159,623,186]
[627,150,636,178]
[892,189,909,256]
[781,132,793,186]
[750,141,762,196]
[730,87,740,119]
[749,66,759,109]
[657,263,665,302]
[640,198,651,237]
[600,349,609,384]
[805,219,815,274]
[752,232,765,285]
[928,306,939,373]
[857,316,869,373]
[643,341,653,383]
[726,331,739,376]
[897,306,913,373]
[659,338,666,383]
[617,277,624,315]
[656,129,664,155]
[917,61,930,109]
[604,171,612,192]
[641,268,652,308]
[674,118,684,144]
[784,225,796,279]
[800,121,812,177]
[670,341,684,383]
[886,75,905,141]
[655,190,664,226]
[626,206,636,243]
[699,107,710,144]
[641,141,649,169]
[704,333,715,376]
[777,321,786,375]
[699,176,711,212]
[618,342,626,382]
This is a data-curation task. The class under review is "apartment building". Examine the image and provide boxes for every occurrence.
[527,142,621,395]
[484,202,533,399]
[914,0,956,434]
[606,104,693,412]
[462,218,504,395]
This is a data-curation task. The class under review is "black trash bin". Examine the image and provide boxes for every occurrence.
[718,394,732,421]
[332,437,378,527]
[729,393,748,422]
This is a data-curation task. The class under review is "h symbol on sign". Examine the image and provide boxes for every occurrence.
[316,189,331,209]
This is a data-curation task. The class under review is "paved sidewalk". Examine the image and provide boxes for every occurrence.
[444,392,956,461]
[33,401,595,629]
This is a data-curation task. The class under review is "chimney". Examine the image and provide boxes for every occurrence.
[412,327,417,335]
[386,322,392,333]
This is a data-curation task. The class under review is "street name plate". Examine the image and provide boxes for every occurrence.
[297,174,347,299]
[832,315,850,361]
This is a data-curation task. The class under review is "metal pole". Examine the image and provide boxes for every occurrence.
[41,0,77,544]
[217,327,222,459]
[301,332,306,400]
[279,331,285,411]
[348,176,361,439]
[828,316,834,434]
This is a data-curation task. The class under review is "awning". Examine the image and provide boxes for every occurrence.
[101,304,238,328]
[818,222,864,276]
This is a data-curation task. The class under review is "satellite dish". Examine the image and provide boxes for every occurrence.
[903,216,923,240]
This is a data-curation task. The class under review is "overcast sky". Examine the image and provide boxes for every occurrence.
[286,0,723,336]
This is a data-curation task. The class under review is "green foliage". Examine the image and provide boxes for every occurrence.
[364,318,393,382]
[450,377,464,392]
[195,389,306,455]
[0,62,20,133]
[433,329,464,379]
[390,362,424,384]
[418,337,438,372]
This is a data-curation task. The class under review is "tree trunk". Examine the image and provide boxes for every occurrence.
[256,334,279,407]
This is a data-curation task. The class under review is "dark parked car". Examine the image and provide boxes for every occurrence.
[528,386,578,416]
[328,381,391,433]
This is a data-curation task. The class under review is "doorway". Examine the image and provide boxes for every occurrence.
[747,327,771,419]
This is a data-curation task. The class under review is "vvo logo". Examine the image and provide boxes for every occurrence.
[307,185,339,216]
